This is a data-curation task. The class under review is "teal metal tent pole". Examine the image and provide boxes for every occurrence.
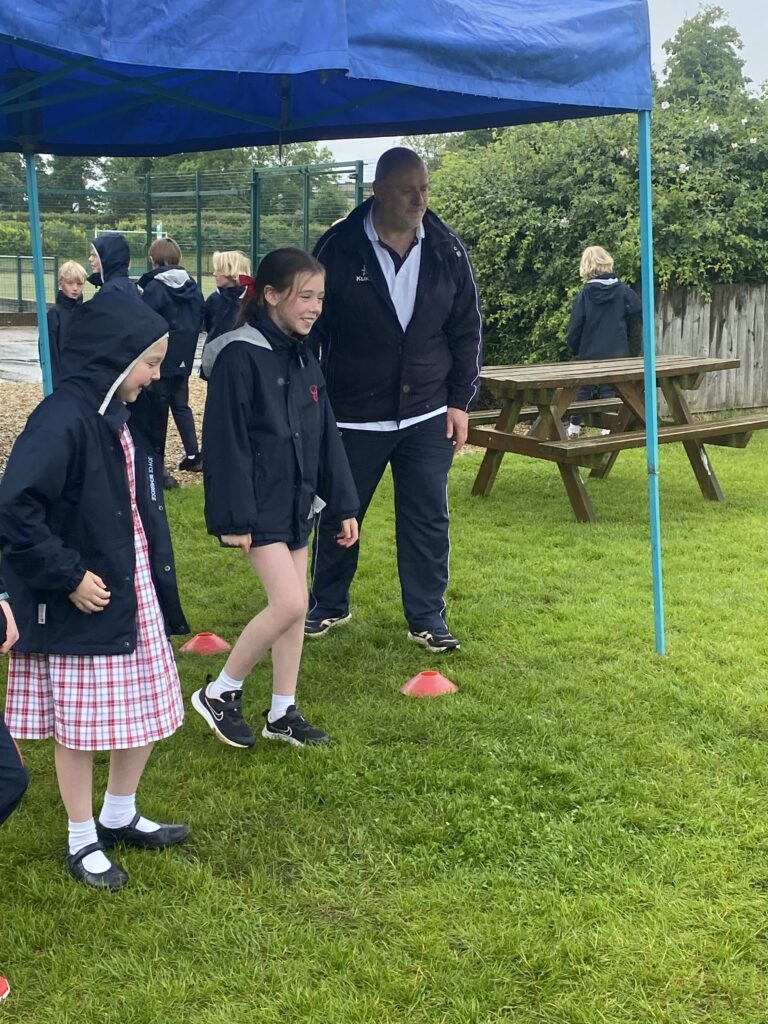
[25,154,52,396]
[637,110,666,655]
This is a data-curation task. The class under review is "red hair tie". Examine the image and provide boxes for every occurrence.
[239,274,258,300]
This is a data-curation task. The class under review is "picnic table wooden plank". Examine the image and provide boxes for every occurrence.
[480,356,740,392]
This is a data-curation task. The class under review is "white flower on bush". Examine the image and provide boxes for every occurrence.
[741,117,748,125]
[750,137,757,144]
[559,217,569,228]
[709,122,720,132]
[660,101,670,110]
[618,147,629,158]
[678,163,690,173]
[731,142,739,149]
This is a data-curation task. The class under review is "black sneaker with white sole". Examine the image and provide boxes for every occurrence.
[407,628,461,653]
[262,706,330,746]
[178,453,203,472]
[304,613,351,638]
[191,678,255,749]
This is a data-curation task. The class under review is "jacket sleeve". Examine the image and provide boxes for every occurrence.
[624,284,642,319]
[309,230,337,363]
[43,308,61,388]
[317,388,359,520]
[445,238,483,411]
[0,407,87,593]
[203,294,217,334]
[566,292,586,355]
[201,346,259,537]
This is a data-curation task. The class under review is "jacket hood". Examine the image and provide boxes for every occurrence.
[584,275,620,304]
[91,232,131,284]
[58,290,169,414]
[138,266,199,300]
[201,309,304,379]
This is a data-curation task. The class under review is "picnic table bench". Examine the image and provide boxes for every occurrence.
[468,355,768,523]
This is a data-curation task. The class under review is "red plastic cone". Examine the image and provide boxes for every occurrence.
[180,631,231,654]
[400,669,458,698]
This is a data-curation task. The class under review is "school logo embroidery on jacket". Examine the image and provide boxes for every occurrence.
[356,264,370,283]
[309,385,319,403]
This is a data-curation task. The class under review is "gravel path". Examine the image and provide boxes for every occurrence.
[0,377,209,481]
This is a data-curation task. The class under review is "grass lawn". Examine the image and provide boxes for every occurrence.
[2,438,768,1023]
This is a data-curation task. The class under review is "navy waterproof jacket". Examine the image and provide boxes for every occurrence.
[311,198,482,423]
[86,232,139,297]
[0,291,189,655]
[139,265,204,377]
[201,310,358,544]
[203,285,244,342]
[44,290,82,389]
[566,275,642,360]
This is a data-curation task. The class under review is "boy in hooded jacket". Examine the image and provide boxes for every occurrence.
[137,238,205,483]
[565,245,642,438]
[0,290,190,891]
[86,231,139,297]
[44,260,86,389]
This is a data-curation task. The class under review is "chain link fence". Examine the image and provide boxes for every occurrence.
[0,161,365,313]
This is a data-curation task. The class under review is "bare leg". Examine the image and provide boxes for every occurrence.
[223,543,308,681]
[270,547,309,696]
[54,742,94,822]
[106,743,154,796]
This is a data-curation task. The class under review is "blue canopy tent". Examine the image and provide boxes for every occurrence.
[0,0,664,650]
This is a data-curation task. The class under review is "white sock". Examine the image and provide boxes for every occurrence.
[206,669,243,700]
[68,817,111,873]
[99,791,160,834]
[268,693,295,723]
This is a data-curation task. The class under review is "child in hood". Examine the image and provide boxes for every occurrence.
[0,290,190,890]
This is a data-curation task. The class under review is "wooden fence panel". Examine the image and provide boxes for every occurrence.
[657,285,768,411]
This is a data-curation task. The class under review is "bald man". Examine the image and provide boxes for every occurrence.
[306,147,482,652]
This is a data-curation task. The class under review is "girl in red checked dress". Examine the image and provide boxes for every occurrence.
[0,291,190,890]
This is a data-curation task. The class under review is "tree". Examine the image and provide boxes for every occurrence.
[658,5,748,110]
[0,153,25,189]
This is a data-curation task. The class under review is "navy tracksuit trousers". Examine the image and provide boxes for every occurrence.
[309,413,454,631]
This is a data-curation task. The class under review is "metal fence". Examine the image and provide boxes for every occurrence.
[0,161,364,311]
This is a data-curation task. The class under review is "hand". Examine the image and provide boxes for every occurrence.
[446,407,469,452]
[336,518,359,548]
[221,533,252,554]
[69,571,111,614]
[0,600,19,654]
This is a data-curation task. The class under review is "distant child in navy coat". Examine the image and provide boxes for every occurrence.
[192,248,359,751]
[137,237,205,486]
[0,290,190,891]
[565,245,642,438]
[44,260,86,389]
[86,232,140,297]
[201,249,250,361]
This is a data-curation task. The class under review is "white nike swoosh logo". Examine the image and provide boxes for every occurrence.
[211,706,225,721]
[271,725,292,736]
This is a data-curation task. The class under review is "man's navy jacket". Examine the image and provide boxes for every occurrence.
[310,198,482,424]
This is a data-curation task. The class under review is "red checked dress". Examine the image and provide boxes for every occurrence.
[5,425,184,751]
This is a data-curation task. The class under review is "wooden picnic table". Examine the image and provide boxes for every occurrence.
[468,355,768,523]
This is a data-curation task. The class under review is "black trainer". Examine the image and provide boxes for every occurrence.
[178,453,203,472]
[407,627,461,653]
[262,706,330,746]
[191,678,255,749]
[304,613,351,637]
[163,472,180,490]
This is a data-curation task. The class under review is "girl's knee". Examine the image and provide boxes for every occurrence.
[273,590,308,626]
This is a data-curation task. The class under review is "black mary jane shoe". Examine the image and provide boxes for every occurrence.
[66,842,128,890]
[96,812,189,850]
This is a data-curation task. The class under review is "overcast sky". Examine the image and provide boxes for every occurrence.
[326,0,768,169]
